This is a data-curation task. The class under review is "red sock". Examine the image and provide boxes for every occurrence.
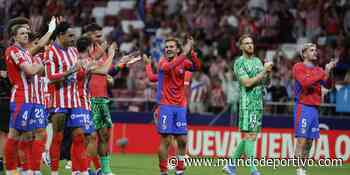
[71,133,88,172]
[18,140,32,171]
[4,138,18,170]
[32,130,47,171]
[159,159,168,173]
[31,140,45,171]
[17,140,25,169]
[71,143,79,172]
[26,140,33,171]
[89,155,101,169]
[176,160,185,171]
[50,132,63,171]
[16,153,21,169]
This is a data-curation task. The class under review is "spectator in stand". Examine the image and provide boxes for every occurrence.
[0,44,10,173]
[29,6,43,33]
[209,77,226,113]
[189,71,210,114]
[219,68,240,125]
[1,0,349,115]
[268,77,288,114]
[303,0,322,40]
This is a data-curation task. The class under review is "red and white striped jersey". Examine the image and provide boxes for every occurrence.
[46,43,79,109]
[32,53,48,106]
[4,45,34,104]
[42,46,55,109]
[76,64,91,110]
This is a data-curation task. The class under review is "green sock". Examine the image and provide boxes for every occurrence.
[101,155,112,173]
[245,139,258,173]
[232,140,245,159]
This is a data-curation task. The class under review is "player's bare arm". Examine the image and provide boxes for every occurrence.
[28,17,57,55]
[20,63,44,76]
[47,62,81,84]
[143,55,158,82]
[325,58,338,80]
[89,42,117,74]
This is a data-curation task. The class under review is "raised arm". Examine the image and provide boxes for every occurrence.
[321,59,337,89]
[28,17,57,55]
[146,64,158,82]
[292,64,325,88]
[46,49,78,82]
[143,54,158,82]
[159,55,187,73]
[90,43,117,74]
[184,49,202,71]
[234,60,272,88]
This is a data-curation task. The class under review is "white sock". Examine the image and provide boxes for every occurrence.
[72,171,79,175]
[176,170,184,174]
[51,171,58,175]
[6,170,16,175]
[296,168,306,175]
[16,167,22,172]
[45,123,53,150]
[33,171,42,175]
[81,171,89,175]
[22,170,33,175]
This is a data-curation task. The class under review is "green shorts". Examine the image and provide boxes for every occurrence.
[91,97,112,130]
[238,109,263,132]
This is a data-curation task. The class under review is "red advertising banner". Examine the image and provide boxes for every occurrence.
[110,124,350,162]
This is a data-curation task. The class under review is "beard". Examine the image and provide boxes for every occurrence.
[244,48,254,55]
[166,50,175,58]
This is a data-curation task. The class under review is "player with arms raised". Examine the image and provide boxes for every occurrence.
[45,21,82,175]
[156,36,201,175]
[293,43,336,175]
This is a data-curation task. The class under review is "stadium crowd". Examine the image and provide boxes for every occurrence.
[0,0,350,115]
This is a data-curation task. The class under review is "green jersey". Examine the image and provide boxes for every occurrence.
[234,55,264,110]
[233,55,265,132]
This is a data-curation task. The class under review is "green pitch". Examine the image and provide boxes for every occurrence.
[39,154,350,175]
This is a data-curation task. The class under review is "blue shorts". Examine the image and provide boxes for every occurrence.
[48,107,58,115]
[31,104,48,129]
[157,105,187,135]
[50,107,70,114]
[9,102,34,131]
[294,104,320,139]
[66,108,95,133]
[83,110,95,134]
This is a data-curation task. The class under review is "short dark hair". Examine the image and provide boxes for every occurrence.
[82,23,102,34]
[52,21,71,39]
[76,36,92,52]
[239,34,253,45]
[7,17,30,35]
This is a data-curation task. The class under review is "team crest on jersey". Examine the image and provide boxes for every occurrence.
[178,68,184,75]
